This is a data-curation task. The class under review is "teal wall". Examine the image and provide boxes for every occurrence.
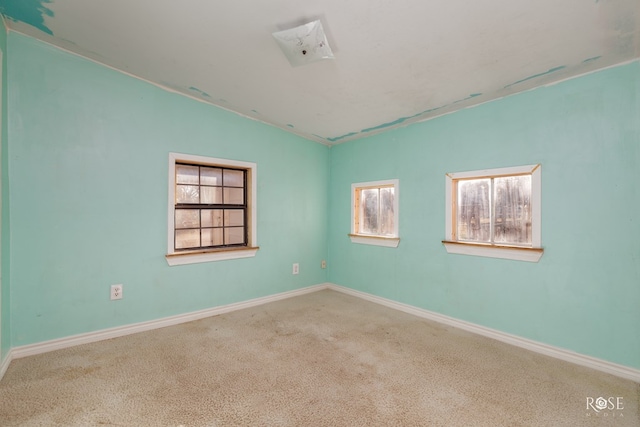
[328,62,640,369]
[0,15,8,363]
[7,32,329,346]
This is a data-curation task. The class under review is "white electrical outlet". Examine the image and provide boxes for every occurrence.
[110,284,123,300]
[321,260,327,269]
[292,263,299,275]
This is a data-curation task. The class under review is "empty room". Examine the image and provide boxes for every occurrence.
[0,0,639,425]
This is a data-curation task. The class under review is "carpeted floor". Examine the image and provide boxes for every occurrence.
[0,289,638,426]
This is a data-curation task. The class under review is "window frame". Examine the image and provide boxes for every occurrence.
[166,153,258,266]
[443,164,542,262]
[349,179,400,248]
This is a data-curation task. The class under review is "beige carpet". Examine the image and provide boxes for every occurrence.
[0,289,638,426]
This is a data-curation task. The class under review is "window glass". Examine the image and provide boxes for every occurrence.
[456,176,532,245]
[175,229,200,249]
[201,187,222,204]
[174,164,247,250]
[360,188,380,234]
[225,210,245,227]
[351,180,399,245]
[223,169,244,187]
[176,165,199,185]
[457,178,491,243]
[200,167,222,186]
[444,164,541,261]
[493,175,531,245]
[379,187,395,236]
[176,185,199,204]
[223,188,244,205]
[175,209,200,229]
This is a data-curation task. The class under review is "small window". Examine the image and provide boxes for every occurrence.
[166,153,258,266]
[443,165,542,262]
[349,179,400,247]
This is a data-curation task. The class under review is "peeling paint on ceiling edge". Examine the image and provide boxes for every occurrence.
[358,92,483,134]
[452,92,482,104]
[582,56,602,63]
[327,58,633,145]
[503,65,567,89]
[326,132,359,142]
[0,0,54,35]
[5,26,634,147]
[188,86,211,98]
[360,115,417,134]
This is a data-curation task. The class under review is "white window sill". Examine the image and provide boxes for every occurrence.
[442,241,543,262]
[166,247,259,266]
[349,234,400,248]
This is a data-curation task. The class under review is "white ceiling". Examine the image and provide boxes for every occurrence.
[1,0,639,144]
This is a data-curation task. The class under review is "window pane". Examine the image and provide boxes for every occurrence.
[175,229,200,249]
[176,185,199,204]
[225,227,245,245]
[176,165,199,184]
[175,209,200,229]
[223,169,244,187]
[200,167,222,186]
[202,228,224,247]
[494,175,532,245]
[457,179,491,242]
[360,189,379,234]
[223,188,244,205]
[225,209,244,226]
[201,187,223,204]
[379,187,395,236]
[201,209,223,228]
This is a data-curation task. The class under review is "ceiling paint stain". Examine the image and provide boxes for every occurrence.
[361,109,428,133]
[188,87,211,98]
[359,99,467,134]
[326,132,359,142]
[504,66,566,89]
[361,118,409,133]
[420,105,448,114]
[0,0,54,35]
[359,97,481,135]
[582,56,602,63]
[453,93,483,104]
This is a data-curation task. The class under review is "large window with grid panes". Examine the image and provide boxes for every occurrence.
[166,153,258,266]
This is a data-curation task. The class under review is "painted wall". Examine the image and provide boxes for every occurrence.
[7,32,329,347]
[0,15,8,364]
[328,62,640,369]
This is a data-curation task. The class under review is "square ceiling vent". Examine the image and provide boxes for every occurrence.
[272,20,334,67]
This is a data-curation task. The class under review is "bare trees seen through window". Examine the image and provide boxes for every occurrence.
[457,175,531,245]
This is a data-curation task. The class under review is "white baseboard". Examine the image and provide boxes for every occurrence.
[9,284,329,362]
[0,349,13,381]
[3,282,638,384]
[327,283,640,383]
